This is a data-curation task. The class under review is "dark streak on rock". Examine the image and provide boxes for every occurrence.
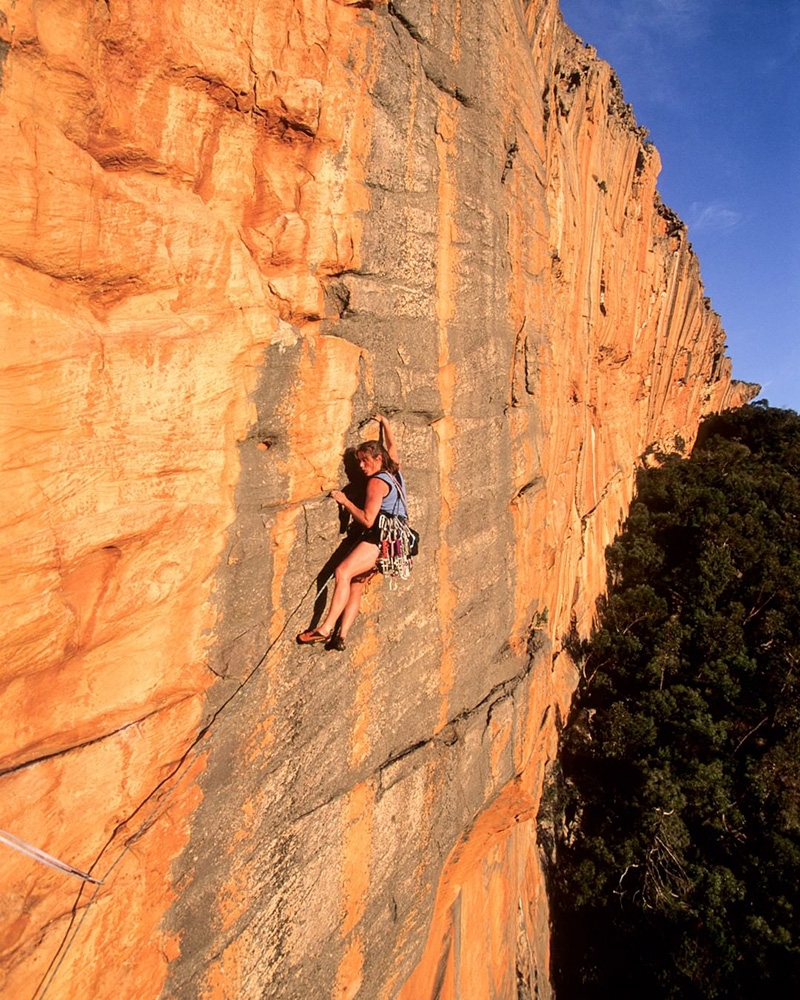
[501,141,519,184]
[188,73,318,139]
[0,11,10,90]
[512,477,546,504]
[387,1,426,44]
[422,58,473,108]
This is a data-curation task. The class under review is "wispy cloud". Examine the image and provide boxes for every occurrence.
[687,201,744,233]
[620,0,711,44]
[654,0,706,26]
[562,0,717,110]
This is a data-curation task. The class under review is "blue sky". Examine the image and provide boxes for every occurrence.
[559,0,800,411]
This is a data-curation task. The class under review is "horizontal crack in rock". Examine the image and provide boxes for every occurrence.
[0,695,197,778]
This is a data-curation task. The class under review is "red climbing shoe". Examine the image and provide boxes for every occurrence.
[296,628,330,645]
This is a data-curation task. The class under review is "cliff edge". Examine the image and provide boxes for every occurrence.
[0,1,755,997]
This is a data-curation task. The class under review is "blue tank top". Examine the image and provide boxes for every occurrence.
[375,471,408,519]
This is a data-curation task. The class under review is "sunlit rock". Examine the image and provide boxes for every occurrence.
[0,2,755,997]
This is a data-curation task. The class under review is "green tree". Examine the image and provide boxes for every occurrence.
[545,405,800,998]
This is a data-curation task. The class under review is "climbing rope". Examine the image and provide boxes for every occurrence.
[0,830,103,885]
[31,531,359,1000]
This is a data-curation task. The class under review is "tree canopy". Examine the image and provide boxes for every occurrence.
[544,403,800,998]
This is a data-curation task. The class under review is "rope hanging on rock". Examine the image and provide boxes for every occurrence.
[31,524,360,1000]
[0,829,103,885]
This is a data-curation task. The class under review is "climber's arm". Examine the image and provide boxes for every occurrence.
[375,413,400,466]
[331,476,387,529]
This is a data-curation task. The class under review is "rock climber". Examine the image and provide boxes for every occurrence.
[297,413,408,651]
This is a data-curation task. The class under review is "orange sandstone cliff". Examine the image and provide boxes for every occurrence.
[0,1,755,998]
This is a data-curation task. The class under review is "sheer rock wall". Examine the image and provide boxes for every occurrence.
[0,1,753,997]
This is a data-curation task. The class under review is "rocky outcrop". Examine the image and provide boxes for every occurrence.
[0,2,754,998]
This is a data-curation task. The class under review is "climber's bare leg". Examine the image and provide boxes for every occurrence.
[318,541,379,636]
[338,578,368,640]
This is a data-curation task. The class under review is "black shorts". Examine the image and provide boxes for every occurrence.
[362,523,382,546]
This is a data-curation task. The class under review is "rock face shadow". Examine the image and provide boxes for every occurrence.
[310,447,368,627]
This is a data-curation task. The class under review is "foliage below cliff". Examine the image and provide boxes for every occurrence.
[545,403,800,999]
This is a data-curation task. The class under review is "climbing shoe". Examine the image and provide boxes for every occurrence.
[296,628,330,645]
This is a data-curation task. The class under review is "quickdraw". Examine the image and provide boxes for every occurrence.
[377,512,415,587]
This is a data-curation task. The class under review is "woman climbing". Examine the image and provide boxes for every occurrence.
[297,414,408,651]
